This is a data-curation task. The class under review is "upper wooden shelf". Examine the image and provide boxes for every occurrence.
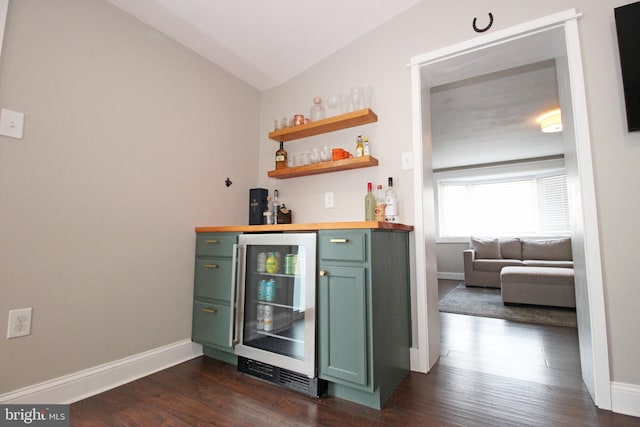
[268,109,378,142]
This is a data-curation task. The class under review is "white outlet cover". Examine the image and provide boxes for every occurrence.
[7,307,32,338]
[0,108,25,139]
[324,192,334,208]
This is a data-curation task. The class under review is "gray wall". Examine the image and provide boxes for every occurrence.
[0,0,259,393]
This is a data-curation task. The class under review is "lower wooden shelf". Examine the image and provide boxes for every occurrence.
[268,156,378,179]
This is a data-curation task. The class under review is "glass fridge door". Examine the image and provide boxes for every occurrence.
[234,233,316,377]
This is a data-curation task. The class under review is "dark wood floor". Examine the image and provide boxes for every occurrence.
[70,310,638,426]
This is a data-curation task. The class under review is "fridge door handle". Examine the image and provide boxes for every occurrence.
[230,243,245,347]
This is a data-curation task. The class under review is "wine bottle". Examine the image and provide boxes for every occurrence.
[374,184,386,221]
[365,182,376,220]
[275,142,287,170]
[385,177,399,223]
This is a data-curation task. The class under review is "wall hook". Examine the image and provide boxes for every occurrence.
[225,177,232,187]
[473,12,494,33]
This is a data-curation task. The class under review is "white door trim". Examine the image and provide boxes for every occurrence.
[409,8,611,409]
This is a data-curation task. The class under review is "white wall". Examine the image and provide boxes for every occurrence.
[0,0,259,393]
[260,0,640,390]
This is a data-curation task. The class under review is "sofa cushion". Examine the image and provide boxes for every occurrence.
[523,260,574,268]
[473,259,524,272]
[470,237,501,259]
[522,238,572,261]
[500,238,522,260]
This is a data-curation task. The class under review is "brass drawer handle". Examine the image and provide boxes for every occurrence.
[205,239,220,244]
[319,270,327,276]
[329,238,349,243]
[201,307,218,314]
[203,264,218,269]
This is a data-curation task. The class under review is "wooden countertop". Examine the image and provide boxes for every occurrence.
[195,221,413,233]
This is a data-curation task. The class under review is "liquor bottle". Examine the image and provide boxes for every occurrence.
[355,134,364,157]
[365,182,376,220]
[385,177,399,223]
[374,184,386,221]
[275,142,287,170]
[272,189,281,224]
[363,137,370,156]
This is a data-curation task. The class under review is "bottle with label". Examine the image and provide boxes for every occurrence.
[355,134,364,157]
[385,177,399,223]
[275,142,287,170]
[271,189,281,224]
[374,184,386,221]
[363,137,370,156]
[365,182,375,220]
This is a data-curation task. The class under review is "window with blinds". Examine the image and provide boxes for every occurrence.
[437,171,570,238]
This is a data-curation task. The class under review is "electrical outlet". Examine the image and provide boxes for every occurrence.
[7,308,32,339]
[324,192,334,208]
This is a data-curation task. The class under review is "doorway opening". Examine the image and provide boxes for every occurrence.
[409,10,611,409]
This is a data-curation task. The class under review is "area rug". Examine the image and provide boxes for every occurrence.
[439,283,577,328]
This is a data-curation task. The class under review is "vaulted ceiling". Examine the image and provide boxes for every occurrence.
[105,0,422,90]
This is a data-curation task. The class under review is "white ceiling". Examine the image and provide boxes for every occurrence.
[105,0,422,90]
[430,60,564,170]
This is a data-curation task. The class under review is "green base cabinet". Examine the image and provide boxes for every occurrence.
[192,232,239,364]
[318,229,411,409]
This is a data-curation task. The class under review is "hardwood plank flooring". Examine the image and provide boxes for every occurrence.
[70,313,638,426]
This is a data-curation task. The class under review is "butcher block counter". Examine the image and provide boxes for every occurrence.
[195,221,413,233]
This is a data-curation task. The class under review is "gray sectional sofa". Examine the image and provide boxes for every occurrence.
[462,237,573,288]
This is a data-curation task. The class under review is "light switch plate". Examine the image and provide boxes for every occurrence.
[0,109,25,139]
[402,151,414,170]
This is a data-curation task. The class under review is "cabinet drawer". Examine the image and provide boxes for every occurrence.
[194,258,232,301]
[192,300,232,350]
[319,230,367,263]
[196,233,237,257]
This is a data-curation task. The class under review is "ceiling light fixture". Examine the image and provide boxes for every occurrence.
[539,109,563,133]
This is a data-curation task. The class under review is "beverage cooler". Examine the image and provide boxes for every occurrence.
[231,232,326,396]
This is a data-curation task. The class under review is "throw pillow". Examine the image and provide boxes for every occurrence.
[500,238,522,260]
[470,237,501,259]
[522,238,572,261]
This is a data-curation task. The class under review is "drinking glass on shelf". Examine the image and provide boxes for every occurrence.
[320,146,331,162]
[363,86,373,109]
[339,93,351,113]
[351,87,364,111]
[310,148,320,163]
[326,94,340,116]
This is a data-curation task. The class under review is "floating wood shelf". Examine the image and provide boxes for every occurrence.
[268,109,378,142]
[268,156,379,179]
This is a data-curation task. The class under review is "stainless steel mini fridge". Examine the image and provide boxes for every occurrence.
[231,232,325,396]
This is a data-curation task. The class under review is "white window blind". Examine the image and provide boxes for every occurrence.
[437,172,570,238]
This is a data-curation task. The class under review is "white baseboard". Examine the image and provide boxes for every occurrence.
[438,272,464,281]
[611,381,640,417]
[0,339,203,404]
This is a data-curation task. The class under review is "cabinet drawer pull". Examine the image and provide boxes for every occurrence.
[329,238,349,243]
[203,264,218,269]
[201,307,218,314]
[205,239,220,244]
[319,270,327,276]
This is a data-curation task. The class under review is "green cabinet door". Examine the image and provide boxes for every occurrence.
[318,266,368,387]
[192,232,238,359]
